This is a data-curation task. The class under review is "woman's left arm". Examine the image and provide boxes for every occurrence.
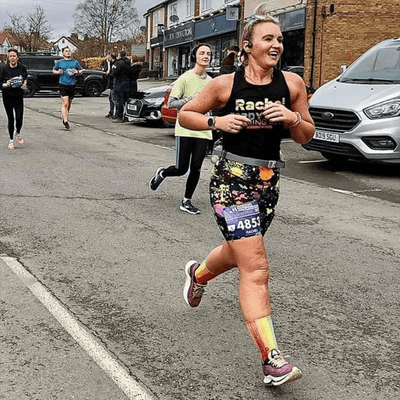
[262,72,315,144]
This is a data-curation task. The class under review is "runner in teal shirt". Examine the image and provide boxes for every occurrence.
[52,47,83,130]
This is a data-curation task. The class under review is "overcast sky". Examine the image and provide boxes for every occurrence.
[0,0,159,41]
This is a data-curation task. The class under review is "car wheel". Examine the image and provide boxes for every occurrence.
[24,80,36,97]
[321,151,348,162]
[84,80,103,97]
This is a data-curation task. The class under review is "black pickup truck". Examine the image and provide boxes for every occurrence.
[19,53,107,97]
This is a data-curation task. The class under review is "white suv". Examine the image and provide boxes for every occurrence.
[303,38,400,164]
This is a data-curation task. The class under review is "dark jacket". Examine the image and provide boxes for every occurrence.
[110,56,131,84]
[0,62,28,97]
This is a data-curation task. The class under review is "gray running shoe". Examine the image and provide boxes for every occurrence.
[183,260,206,307]
[149,167,165,191]
[180,198,200,214]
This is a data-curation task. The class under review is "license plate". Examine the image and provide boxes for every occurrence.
[126,100,142,117]
[314,130,340,143]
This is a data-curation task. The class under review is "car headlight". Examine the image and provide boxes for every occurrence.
[145,97,164,107]
[364,98,400,119]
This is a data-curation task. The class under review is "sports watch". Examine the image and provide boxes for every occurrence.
[207,116,216,130]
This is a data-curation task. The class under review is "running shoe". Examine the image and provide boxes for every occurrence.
[183,260,206,307]
[8,142,15,150]
[180,198,201,215]
[63,120,70,130]
[263,349,302,387]
[14,132,24,145]
[149,167,165,191]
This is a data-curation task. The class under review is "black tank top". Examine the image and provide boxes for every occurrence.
[220,68,291,160]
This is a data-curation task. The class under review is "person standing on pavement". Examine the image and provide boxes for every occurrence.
[110,50,130,123]
[128,55,142,98]
[102,53,117,118]
[0,48,28,150]
[149,44,213,215]
[179,10,314,387]
[52,47,83,131]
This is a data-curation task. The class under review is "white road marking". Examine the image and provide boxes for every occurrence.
[329,188,370,198]
[298,159,327,164]
[1,256,154,400]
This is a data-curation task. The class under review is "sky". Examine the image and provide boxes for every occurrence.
[0,0,160,41]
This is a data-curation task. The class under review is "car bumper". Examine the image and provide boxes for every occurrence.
[303,114,400,164]
[124,98,162,122]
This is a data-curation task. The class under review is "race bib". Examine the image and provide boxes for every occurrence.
[10,75,23,88]
[223,200,261,238]
[66,68,77,76]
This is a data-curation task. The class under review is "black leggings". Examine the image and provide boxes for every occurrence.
[163,136,209,199]
[2,95,24,140]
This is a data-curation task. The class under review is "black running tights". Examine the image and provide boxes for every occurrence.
[163,136,209,199]
[2,95,24,140]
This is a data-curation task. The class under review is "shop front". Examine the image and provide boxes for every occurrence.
[275,8,306,69]
[194,12,239,71]
[163,21,195,78]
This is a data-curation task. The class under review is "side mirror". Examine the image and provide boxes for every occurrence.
[340,65,347,74]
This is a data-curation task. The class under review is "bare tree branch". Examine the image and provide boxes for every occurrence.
[5,6,53,52]
[73,0,140,45]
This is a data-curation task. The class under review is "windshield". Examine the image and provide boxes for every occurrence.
[339,42,400,84]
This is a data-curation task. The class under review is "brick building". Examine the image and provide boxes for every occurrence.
[304,0,400,91]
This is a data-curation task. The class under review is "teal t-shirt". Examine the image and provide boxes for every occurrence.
[54,59,82,86]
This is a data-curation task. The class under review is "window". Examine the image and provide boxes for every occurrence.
[186,0,194,17]
[169,2,178,24]
[153,9,162,36]
[202,0,212,10]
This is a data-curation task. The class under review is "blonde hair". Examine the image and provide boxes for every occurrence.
[239,12,280,66]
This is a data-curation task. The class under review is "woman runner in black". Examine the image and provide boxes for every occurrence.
[179,9,315,388]
[0,48,28,149]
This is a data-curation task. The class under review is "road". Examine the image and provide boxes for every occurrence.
[0,81,399,400]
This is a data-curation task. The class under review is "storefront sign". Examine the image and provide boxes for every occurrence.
[164,22,195,48]
[276,8,306,32]
[195,13,237,40]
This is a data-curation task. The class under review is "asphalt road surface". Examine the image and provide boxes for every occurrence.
[0,81,399,400]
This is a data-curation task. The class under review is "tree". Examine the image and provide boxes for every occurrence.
[6,5,53,52]
[73,0,140,46]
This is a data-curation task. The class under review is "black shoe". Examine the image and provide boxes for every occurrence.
[105,112,113,118]
[180,199,201,215]
[149,167,165,191]
[63,120,70,130]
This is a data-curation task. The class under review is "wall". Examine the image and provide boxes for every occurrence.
[304,0,400,90]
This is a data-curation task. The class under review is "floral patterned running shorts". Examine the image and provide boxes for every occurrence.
[210,158,280,241]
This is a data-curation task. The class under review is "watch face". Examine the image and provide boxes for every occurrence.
[208,117,213,127]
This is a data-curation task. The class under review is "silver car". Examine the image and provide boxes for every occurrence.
[303,38,400,164]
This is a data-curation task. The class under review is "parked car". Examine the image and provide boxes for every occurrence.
[303,38,400,164]
[124,85,170,124]
[161,86,177,127]
[19,53,107,97]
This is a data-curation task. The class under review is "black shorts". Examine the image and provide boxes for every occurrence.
[210,158,280,241]
[59,84,76,99]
